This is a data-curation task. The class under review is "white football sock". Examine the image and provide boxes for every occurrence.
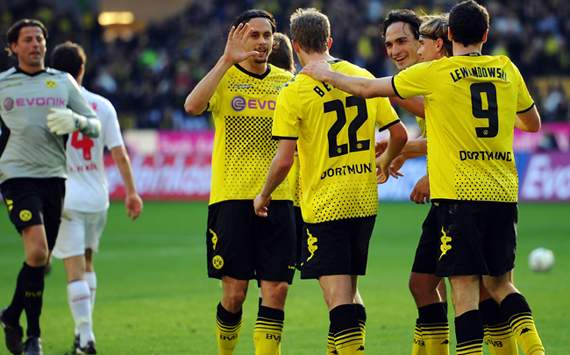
[84,272,97,310]
[68,280,94,346]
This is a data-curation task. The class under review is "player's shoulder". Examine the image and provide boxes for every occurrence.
[81,87,116,113]
[0,67,17,81]
[268,64,294,80]
[331,59,374,79]
[45,67,72,79]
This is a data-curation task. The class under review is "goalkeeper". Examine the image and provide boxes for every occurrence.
[0,19,99,355]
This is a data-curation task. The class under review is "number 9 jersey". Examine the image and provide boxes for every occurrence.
[65,87,124,212]
[273,60,399,224]
[393,55,534,202]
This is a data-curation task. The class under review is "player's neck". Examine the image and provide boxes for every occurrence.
[300,52,334,67]
[452,43,483,56]
[238,60,268,76]
[17,62,45,74]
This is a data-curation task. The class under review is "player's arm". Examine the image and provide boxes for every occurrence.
[516,105,541,133]
[184,23,259,114]
[377,122,408,183]
[254,139,297,217]
[302,61,395,98]
[389,137,427,178]
[48,74,101,137]
[111,145,143,220]
[390,96,425,118]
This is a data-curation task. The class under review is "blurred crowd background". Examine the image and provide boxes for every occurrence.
[1,0,569,130]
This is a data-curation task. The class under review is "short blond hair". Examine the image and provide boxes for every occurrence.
[420,14,452,56]
[290,8,330,54]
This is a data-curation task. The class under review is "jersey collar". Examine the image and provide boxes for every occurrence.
[15,66,46,76]
[235,63,271,80]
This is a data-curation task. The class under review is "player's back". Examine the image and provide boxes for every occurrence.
[65,87,123,212]
[275,60,398,223]
[394,55,533,202]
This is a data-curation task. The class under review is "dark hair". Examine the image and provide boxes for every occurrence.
[50,41,86,79]
[268,33,295,73]
[449,0,489,46]
[6,18,48,45]
[382,9,421,39]
[232,9,276,33]
[290,8,330,54]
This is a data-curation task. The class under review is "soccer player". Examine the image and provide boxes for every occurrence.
[0,19,100,355]
[184,10,296,355]
[302,1,545,354]
[254,8,407,354]
[380,11,451,355]
[49,41,143,354]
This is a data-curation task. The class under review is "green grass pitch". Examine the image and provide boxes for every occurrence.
[1,202,569,354]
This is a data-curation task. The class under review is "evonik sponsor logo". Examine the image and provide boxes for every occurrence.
[4,96,65,110]
[230,96,276,112]
[521,154,570,201]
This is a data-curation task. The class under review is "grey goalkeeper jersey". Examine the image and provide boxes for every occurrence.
[0,67,97,183]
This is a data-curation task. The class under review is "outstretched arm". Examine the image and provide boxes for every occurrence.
[111,146,143,220]
[302,61,395,98]
[185,23,259,114]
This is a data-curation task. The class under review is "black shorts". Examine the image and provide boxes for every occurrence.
[293,206,305,270]
[206,200,296,283]
[1,177,66,250]
[411,204,440,274]
[301,216,375,279]
[431,200,517,277]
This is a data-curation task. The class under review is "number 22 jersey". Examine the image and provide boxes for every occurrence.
[273,60,399,223]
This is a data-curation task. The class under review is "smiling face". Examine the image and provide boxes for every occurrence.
[384,21,420,70]
[243,17,274,64]
[10,26,46,71]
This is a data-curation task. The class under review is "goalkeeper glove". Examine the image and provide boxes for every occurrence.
[47,107,100,137]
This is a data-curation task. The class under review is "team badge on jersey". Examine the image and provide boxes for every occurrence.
[19,209,32,222]
[45,80,57,88]
[212,255,224,270]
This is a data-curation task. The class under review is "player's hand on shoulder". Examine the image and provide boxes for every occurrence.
[301,60,332,82]
[253,194,271,217]
[222,23,259,64]
[125,193,143,220]
[410,175,430,204]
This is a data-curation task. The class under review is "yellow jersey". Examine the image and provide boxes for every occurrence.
[288,152,301,207]
[207,64,293,205]
[273,60,399,223]
[393,55,534,202]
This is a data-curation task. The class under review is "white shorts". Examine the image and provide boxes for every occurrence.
[52,209,108,259]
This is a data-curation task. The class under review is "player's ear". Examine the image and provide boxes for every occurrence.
[481,29,489,44]
[327,37,333,50]
[436,38,443,52]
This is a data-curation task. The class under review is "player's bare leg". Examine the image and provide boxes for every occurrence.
[320,275,364,355]
[409,273,448,355]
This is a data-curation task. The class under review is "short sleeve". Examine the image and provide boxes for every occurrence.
[513,63,534,113]
[272,84,300,139]
[102,100,124,149]
[375,97,400,131]
[392,61,432,99]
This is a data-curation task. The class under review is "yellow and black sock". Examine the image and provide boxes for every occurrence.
[411,318,425,355]
[480,298,518,355]
[216,303,242,355]
[418,303,449,355]
[327,322,338,355]
[501,293,544,355]
[355,304,367,347]
[253,305,284,355]
[330,304,364,355]
[455,310,483,355]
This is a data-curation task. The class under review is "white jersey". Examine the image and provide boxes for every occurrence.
[64,87,123,212]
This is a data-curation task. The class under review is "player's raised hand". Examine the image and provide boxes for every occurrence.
[410,174,430,204]
[253,194,271,217]
[125,193,143,220]
[222,23,259,64]
[301,60,332,82]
